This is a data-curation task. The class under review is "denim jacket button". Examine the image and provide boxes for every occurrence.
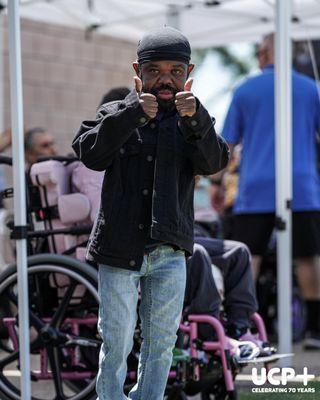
[129,260,136,267]
[140,117,147,124]
[142,189,149,196]
[138,224,144,230]
[147,155,153,162]
[190,119,198,127]
[150,122,156,129]
[119,147,125,154]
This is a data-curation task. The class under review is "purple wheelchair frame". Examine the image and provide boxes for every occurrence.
[3,312,268,393]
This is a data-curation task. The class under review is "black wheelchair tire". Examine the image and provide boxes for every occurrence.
[0,254,99,400]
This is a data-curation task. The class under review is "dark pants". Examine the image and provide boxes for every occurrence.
[184,237,258,339]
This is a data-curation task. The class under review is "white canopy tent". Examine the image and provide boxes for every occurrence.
[6,0,320,47]
[3,0,320,398]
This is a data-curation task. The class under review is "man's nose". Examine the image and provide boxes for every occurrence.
[158,73,173,85]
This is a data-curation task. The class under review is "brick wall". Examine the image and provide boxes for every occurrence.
[1,17,137,155]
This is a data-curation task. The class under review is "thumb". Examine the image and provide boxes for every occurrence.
[134,76,143,94]
[184,77,193,91]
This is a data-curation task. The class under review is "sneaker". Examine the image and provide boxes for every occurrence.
[227,337,260,362]
[227,325,277,357]
[303,331,320,350]
[238,330,277,356]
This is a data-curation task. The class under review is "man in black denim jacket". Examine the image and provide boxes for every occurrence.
[72,27,229,400]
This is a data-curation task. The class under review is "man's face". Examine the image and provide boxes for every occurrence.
[28,132,57,164]
[133,60,194,109]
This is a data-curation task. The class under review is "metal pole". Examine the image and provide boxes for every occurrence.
[0,13,4,132]
[7,1,31,398]
[275,0,292,365]
[0,12,5,217]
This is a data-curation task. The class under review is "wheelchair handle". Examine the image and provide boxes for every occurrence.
[0,155,13,166]
[36,155,78,164]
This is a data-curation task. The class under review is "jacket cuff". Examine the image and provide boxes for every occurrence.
[178,99,214,141]
[124,89,151,127]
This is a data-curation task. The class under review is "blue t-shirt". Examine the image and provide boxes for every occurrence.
[222,65,320,213]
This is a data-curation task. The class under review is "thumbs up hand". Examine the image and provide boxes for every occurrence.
[175,78,196,117]
[134,76,158,119]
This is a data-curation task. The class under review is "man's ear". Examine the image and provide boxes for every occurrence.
[133,61,140,76]
[187,63,195,76]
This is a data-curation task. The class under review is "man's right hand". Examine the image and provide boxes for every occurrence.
[134,76,158,119]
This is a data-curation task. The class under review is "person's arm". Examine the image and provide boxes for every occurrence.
[175,78,229,175]
[72,90,151,171]
[209,143,234,213]
[210,143,235,183]
[178,103,230,175]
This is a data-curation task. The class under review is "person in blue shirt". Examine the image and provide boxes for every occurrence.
[220,33,320,349]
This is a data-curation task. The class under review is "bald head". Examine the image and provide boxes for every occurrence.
[257,33,275,69]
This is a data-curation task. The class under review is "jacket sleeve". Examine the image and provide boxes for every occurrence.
[72,90,150,171]
[178,100,230,175]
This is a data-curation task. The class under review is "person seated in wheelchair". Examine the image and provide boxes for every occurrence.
[0,127,58,270]
[184,234,277,362]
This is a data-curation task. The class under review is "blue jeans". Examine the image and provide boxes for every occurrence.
[96,245,186,400]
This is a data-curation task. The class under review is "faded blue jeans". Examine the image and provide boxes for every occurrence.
[96,245,186,400]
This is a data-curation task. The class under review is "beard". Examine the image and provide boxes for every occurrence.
[148,84,178,111]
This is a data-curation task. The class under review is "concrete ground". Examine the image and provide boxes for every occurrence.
[0,343,319,399]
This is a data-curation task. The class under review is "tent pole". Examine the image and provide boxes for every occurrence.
[275,0,292,365]
[7,1,31,398]
[0,13,4,132]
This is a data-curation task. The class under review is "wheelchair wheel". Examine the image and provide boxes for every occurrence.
[0,254,99,400]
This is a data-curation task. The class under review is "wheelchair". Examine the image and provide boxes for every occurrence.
[0,155,271,400]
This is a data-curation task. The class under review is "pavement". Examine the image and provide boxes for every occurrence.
[0,343,319,399]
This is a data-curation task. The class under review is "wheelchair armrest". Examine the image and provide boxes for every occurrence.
[58,193,91,225]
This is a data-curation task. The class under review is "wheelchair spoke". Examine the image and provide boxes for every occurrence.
[0,349,20,369]
[4,289,45,331]
[0,340,40,369]
[50,281,77,328]
[47,345,65,400]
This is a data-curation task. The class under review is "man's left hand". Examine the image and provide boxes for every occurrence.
[175,78,196,118]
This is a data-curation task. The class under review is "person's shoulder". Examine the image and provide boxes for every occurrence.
[97,99,125,115]
[98,90,139,115]
[293,70,318,92]
[243,71,271,87]
[232,72,265,98]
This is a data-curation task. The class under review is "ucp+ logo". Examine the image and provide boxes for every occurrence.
[252,367,315,386]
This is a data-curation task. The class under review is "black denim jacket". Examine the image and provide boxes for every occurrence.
[72,90,229,270]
